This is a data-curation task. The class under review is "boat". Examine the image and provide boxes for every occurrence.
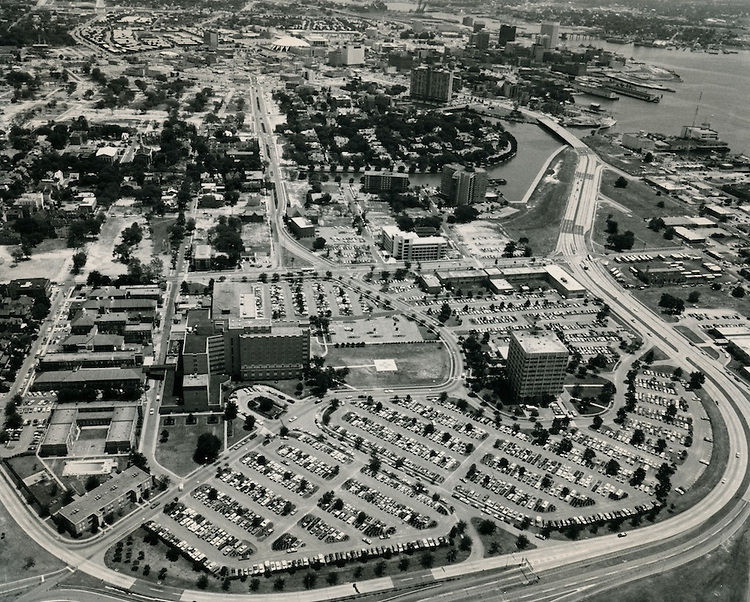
[606,37,630,44]
[572,77,620,100]
[603,80,660,102]
[606,74,676,92]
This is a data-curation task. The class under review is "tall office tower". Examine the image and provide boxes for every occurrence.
[498,24,516,45]
[440,164,488,205]
[506,332,569,402]
[540,21,559,48]
[204,29,219,50]
[410,65,454,103]
[472,30,490,50]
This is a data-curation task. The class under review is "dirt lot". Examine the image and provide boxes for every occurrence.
[85,210,153,277]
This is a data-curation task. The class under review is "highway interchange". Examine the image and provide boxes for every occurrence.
[6,91,750,602]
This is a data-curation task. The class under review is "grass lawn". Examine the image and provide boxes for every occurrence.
[583,517,750,602]
[155,415,225,476]
[150,217,177,256]
[105,527,471,594]
[640,346,669,362]
[471,517,536,557]
[675,325,705,344]
[323,342,450,388]
[633,285,750,318]
[594,169,689,250]
[0,495,65,584]
[502,148,577,256]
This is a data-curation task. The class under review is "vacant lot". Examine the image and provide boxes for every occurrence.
[594,170,689,250]
[323,342,450,388]
[155,415,224,476]
[503,149,577,256]
[633,285,750,318]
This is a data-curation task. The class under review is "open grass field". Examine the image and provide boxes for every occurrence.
[155,415,225,477]
[0,494,65,584]
[323,342,450,388]
[633,285,750,318]
[594,169,690,251]
[502,148,577,256]
[471,517,536,558]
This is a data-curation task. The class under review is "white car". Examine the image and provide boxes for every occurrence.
[149,408,154,415]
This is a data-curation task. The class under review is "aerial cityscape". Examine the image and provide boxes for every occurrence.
[0,0,748,600]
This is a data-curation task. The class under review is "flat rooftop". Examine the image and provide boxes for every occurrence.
[512,331,568,355]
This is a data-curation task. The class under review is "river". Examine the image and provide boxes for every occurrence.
[408,121,565,203]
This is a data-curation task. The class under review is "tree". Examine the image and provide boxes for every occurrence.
[592,415,603,429]
[303,572,317,589]
[732,285,745,298]
[614,176,628,188]
[71,251,87,274]
[312,237,327,250]
[197,574,209,589]
[630,429,645,446]
[398,557,410,571]
[687,291,700,303]
[243,414,256,431]
[193,432,222,464]
[516,534,530,550]
[477,519,497,535]
[630,467,646,487]
[368,454,381,474]
[224,399,238,421]
[605,459,620,476]
[608,230,635,252]
[689,371,705,390]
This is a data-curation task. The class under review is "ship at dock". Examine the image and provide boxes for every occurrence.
[602,79,661,102]
[571,77,620,100]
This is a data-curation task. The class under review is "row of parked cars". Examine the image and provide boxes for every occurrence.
[342,411,460,471]
[325,421,444,485]
[192,484,274,540]
[388,396,488,441]
[231,536,451,579]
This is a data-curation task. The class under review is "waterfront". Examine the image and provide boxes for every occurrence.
[570,41,750,155]
[408,121,565,203]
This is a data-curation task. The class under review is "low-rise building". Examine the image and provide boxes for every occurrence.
[363,171,409,193]
[289,216,316,238]
[380,226,447,262]
[634,264,686,286]
[56,466,151,535]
